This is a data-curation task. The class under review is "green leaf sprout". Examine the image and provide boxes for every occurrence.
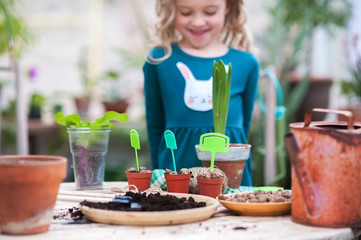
[212,60,232,134]
[54,111,129,149]
[54,111,129,129]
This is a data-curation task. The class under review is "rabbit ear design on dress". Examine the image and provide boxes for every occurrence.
[176,62,213,112]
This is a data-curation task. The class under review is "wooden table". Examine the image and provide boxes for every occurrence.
[1,182,360,240]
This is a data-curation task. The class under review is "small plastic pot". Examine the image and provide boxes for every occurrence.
[197,176,224,198]
[0,155,67,235]
[164,173,191,193]
[126,171,153,191]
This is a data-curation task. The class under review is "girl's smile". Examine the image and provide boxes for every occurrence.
[189,28,210,38]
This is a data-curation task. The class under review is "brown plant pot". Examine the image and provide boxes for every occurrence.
[0,155,67,235]
[197,177,224,198]
[164,173,191,193]
[74,97,90,118]
[195,144,251,188]
[126,171,153,191]
[289,74,333,122]
[102,99,129,113]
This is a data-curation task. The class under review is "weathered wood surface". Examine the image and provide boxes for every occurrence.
[1,182,359,240]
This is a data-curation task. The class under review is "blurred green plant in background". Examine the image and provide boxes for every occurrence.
[0,0,34,154]
[0,0,34,58]
[100,0,150,105]
[264,0,351,124]
[340,35,361,104]
[250,0,352,187]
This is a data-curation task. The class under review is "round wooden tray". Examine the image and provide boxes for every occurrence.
[80,193,219,226]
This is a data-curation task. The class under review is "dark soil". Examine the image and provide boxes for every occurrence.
[69,207,85,220]
[80,192,206,211]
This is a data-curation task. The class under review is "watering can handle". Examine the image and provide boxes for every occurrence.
[304,108,354,131]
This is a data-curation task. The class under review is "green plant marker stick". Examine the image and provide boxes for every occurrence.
[130,129,140,172]
[199,133,230,172]
[164,130,177,172]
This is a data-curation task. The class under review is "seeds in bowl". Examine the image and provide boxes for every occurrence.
[218,190,292,203]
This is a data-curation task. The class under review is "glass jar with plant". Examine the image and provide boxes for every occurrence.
[54,110,129,190]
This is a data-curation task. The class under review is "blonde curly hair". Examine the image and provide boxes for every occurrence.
[149,0,255,62]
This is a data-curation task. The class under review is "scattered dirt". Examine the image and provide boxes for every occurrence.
[53,207,85,221]
[80,192,206,211]
[233,226,248,230]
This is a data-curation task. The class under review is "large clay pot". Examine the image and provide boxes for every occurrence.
[0,155,67,235]
[164,173,191,193]
[126,171,153,191]
[284,108,361,228]
[195,144,251,188]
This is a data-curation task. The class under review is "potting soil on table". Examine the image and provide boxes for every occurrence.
[80,192,206,211]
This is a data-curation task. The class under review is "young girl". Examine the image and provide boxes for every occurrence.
[143,0,259,186]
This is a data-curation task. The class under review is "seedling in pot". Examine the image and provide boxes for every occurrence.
[164,130,177,172]
[130,129,141,172]
[127,129,151,173]
[199,133,229,172]
[163,130,191,193]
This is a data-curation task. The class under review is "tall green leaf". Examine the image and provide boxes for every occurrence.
[212,60,232,134]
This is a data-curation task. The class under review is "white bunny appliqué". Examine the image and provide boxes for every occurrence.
[176,62,212,111]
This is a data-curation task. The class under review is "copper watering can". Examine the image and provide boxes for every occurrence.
[284,108,361,228]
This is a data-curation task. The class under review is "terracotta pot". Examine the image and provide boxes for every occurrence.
[164,173,191,193]
[197,176,224,198]
[284,108,361,228]
[126,171,153,191]
[195,144,251,188]
[0,155,67,235]
[102,99,129,113]
[74,96,90,118]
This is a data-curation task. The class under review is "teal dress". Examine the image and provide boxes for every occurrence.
[143,44,259,186]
